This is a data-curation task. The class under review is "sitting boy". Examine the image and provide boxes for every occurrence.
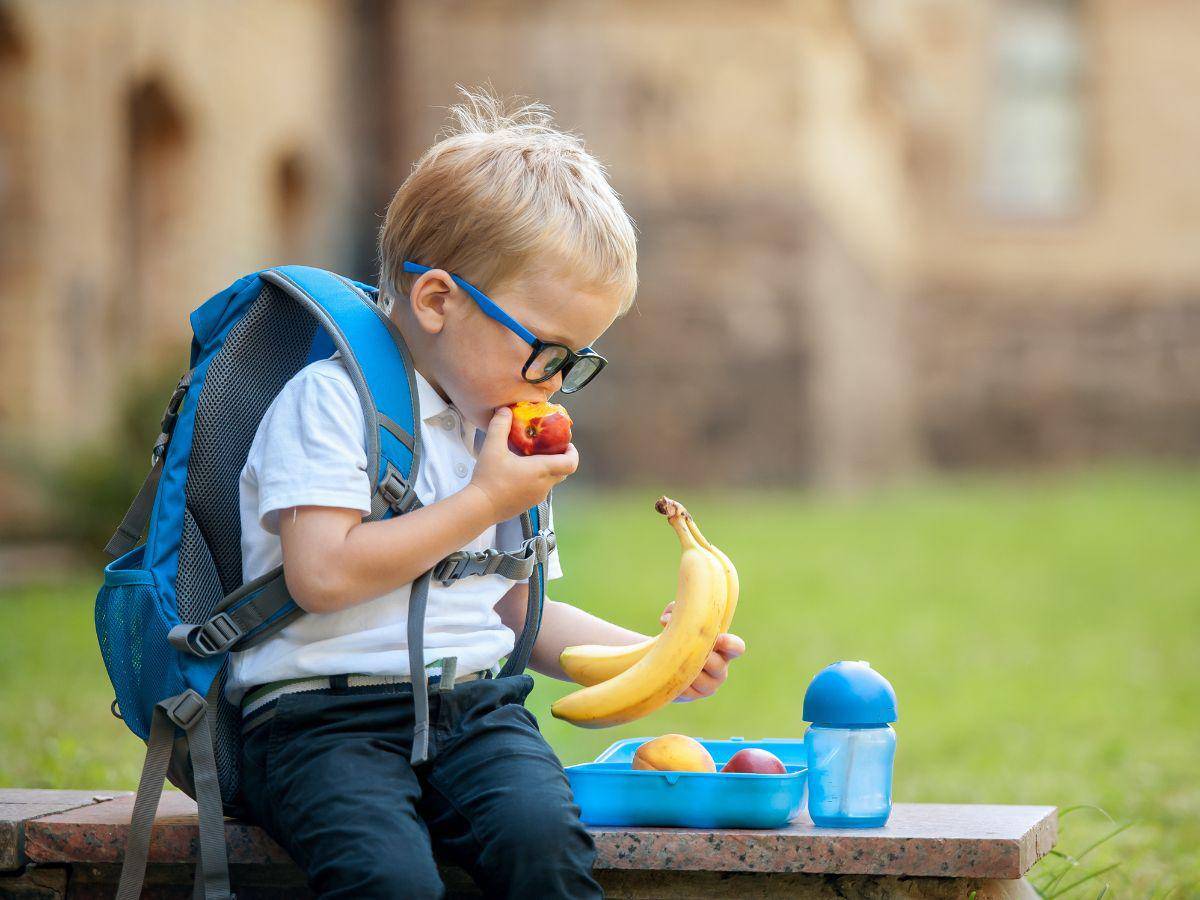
[230,89,745,899]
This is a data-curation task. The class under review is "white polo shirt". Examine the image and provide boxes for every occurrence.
[224,354,561,704]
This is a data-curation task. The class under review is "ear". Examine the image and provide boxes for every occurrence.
[407,269,460,335]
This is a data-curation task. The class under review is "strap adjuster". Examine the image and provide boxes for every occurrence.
[165,689,206,730]
[150,433,170,467]
[525,530,555,563]
[433,551,471,584]
[159,371,192,434]
[149,372,192,466]
[195,612,242,655]
[168,612,243,659]
[379,471,420,514]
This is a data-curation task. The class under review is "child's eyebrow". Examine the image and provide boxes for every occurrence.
[525,316,575,348]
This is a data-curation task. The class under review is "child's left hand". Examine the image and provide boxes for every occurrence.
[659,602,746,702]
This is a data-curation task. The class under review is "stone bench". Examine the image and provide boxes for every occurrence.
[1,789,1056,898]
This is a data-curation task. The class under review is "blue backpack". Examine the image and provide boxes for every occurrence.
[95,266,554,900]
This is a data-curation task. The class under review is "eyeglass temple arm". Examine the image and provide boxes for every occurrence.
[403,261,541,346]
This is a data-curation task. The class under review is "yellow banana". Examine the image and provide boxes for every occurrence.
[558,635,659,687]
[558,506,739,687]
[551,497,727,727]
[690,515,740,634]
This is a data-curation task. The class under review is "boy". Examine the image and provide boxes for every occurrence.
[230,89,745,898]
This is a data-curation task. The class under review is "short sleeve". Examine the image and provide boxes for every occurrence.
[247,364,371,534]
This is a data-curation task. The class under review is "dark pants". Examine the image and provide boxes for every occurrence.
[239,674,602,899]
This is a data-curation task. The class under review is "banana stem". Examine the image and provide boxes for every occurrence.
[655,496,693,546]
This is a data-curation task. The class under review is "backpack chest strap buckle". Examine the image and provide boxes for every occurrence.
[436,546,520,585]
[378,469,420,515]
[432,530,556,586]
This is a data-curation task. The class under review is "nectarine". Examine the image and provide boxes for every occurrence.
[720,748,787,774]
[507,401,572,456]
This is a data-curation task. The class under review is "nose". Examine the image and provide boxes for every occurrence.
[541,369,564,398]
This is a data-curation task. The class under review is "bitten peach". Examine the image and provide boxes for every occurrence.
[631,734,716,773]
[720,748,787,774]
[507,400,573,456]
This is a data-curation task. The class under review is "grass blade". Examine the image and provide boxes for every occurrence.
[1047,863,1120,898]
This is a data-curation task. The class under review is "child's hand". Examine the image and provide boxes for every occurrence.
[660,601,746,702]
[469,406,579,523]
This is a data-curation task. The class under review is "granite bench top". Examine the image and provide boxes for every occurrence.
[3,788,1056,881]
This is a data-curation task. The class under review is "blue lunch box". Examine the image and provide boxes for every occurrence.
[565,737,807,829]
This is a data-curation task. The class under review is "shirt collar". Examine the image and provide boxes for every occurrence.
[414,370,452,424]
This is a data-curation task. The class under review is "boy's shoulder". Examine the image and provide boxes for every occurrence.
[256,354,363,441]
[243,354,367,481]
[269,354,359,410]
[289,354,353,389]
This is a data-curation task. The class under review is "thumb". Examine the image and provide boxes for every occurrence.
[482,406,513,453]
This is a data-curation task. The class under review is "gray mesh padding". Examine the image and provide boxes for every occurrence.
[212,662,244,812]
[177,515,246,807]
[184,284,319,595]
[177,509,223,625]
[172,283,322,809]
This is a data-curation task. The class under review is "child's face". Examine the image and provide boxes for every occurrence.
[408,263,625,431]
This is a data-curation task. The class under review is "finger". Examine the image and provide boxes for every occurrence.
[714,633,746,659]
[659,601,675,625]
[484,407,513,450]
[702,649,730,678]
[687,670,722,698]
[543,443,579,477]
[674,687,699,702]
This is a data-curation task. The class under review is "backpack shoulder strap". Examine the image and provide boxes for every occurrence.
[264,266,422,515]
[170,267,424,659]
[497,498,553,679]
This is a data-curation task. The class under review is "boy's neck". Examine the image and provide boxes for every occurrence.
[392,311,452,405]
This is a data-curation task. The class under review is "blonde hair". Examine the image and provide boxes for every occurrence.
[378,86,638,315]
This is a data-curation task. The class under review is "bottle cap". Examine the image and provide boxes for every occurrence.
[803,660,898,725]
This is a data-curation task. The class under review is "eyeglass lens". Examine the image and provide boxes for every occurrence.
[526,345,571,381]
[562,356,601,392]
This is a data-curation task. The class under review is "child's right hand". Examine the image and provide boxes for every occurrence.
[469,406,578,522]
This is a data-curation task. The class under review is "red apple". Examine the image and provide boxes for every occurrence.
[720,748,787,775]
[507,401,573,456]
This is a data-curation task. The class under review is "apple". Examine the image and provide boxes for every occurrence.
[507,400,572,456]
[720,748,787,775]
[632,734,716,773]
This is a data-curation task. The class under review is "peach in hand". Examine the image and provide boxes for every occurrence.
[507,400,573,456]
[720,748,787,774]
[631,734,716,773]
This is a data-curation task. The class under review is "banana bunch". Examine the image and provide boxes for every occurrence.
[550,497,739,728]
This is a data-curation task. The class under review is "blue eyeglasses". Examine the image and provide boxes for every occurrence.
[402,261,608,394]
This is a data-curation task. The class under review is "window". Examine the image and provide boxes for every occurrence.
[980,0,1086,219]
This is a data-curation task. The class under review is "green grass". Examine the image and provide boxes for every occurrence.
[2,465,1198,894]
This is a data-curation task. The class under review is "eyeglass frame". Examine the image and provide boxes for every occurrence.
[401,261,608,393]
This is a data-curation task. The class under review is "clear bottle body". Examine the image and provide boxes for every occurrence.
[804,724,895,828]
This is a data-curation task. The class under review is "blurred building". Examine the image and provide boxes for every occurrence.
[1,0,1197,523]
[855,0,1200,466]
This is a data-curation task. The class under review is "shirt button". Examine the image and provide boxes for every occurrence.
[441,415,456,431]
[454,462,469,478]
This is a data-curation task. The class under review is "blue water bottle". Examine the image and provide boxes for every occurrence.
[803,661,898,828]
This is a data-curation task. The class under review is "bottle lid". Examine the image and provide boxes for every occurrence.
[803,660,898,725]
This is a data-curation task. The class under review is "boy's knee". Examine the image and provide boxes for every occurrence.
[488,825,599,899]
[309,849,444,899]
[488,803,596,874]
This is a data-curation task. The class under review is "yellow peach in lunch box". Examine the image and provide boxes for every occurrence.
[631,734,716,773]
